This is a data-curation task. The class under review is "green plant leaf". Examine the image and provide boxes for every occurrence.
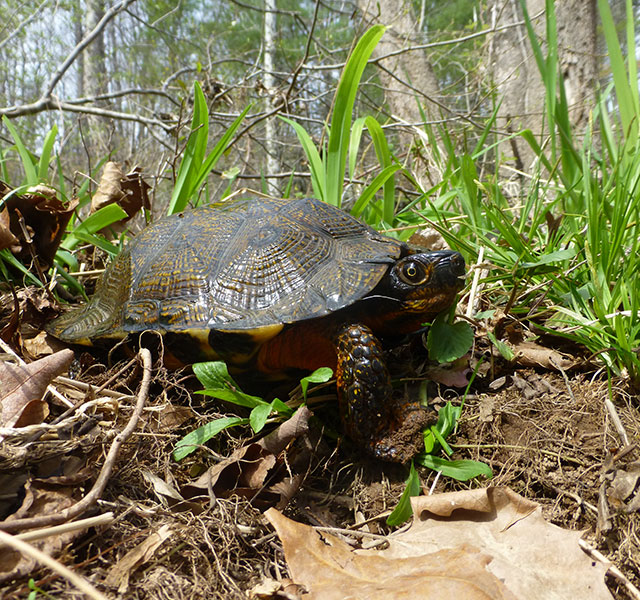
[37,124,58,182]
[416,455,493,481]
[300,366,333,402]
[193,360,240,390]
[250,402,273,433]
[427,316,473,363]
[386,461,420,526]
[423,401,462,454]
[61,204,128,251]
[350,164,401,220]
[280,115,326,201]
[173,416,247,461]
[486,331,515,361]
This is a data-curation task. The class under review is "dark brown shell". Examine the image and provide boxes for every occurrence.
[47,196,404,342]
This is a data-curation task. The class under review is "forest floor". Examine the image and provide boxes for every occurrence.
[0,296,639,600]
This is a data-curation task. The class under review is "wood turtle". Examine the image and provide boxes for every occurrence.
[47,195,466,461]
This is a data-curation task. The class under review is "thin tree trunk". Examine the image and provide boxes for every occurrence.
[357,0,443,188]
[264,0,280,195]
[488,0,598,175]
[83,0,110,159]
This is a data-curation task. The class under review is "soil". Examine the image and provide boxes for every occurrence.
[1,301,639,599]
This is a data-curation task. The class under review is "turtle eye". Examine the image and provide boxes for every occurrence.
[398,260,429,285]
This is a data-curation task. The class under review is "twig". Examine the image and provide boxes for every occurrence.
[0,529,109,600]
[0,348,152,533]
[44,0,137,97]
[578,539,640,600]
[604,398,630,447]
[16,513,115,542]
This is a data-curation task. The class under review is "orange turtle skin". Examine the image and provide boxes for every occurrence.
[47,196,465,461]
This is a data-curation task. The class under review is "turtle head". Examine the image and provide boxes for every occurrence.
[363,249,466,334]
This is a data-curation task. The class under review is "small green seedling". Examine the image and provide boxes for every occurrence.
[173,362,331,461]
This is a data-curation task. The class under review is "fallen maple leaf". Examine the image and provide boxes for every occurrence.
[266,487,613,600]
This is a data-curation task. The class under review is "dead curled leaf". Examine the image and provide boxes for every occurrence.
[91,161,150,223]
[103,524,173,594]
[0,480,79,584]
[1,183,77,269]
[181,406,312,508]
[0,349,74,429]
[509,340,574,371]
[266,487,613,600]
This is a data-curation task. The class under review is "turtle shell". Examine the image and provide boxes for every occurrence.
[48,196,405,344]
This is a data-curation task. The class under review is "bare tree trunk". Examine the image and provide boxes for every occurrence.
[357,0,443,188]
[487,0,598,175]
[264,0,281,195]
[83,0,110,159]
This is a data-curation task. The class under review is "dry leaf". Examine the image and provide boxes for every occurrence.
[2,184,77,269]
[0,204,19,251]
[0,349,74,428]
[0,480,79,584]
[91,161,150,224]
[181,407,311,507]
[265,509,517,600]
[266,487,612,600]
[510,340,574,371]
[104,524,173,593]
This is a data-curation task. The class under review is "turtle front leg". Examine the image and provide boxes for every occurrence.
[334,324,431,462]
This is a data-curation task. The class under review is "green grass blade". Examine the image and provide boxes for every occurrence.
[168,81,210,214]
[348,116,367,181]
[37,124,58,182]
[62,204,128,251]
[350,164,401,219]
[191,104,251,204]
[363,116,395,223]
[280,115,326,201]
[598,0,638,144]
[2,116,38,184]
[326,25,385,206]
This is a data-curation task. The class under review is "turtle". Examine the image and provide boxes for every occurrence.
[47,195,466,461]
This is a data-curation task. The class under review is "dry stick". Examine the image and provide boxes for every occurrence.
[0,348,152,533]
[578,539,640,600]
[15,513,115,542]
[603,398,630,447]
[0,529,109,600]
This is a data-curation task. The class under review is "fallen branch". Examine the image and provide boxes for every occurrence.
[0,348,152,533]
[0,529,109,600]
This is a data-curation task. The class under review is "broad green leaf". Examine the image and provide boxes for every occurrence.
[521,247,576,268]
[416,455,493,481]
[193,361,241,390]
[250,402,273,433]
[386,461,421,526]
[198,388,267,409]
[173,416,246,461]
[423,401,462,454]
[427,316,474,363]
